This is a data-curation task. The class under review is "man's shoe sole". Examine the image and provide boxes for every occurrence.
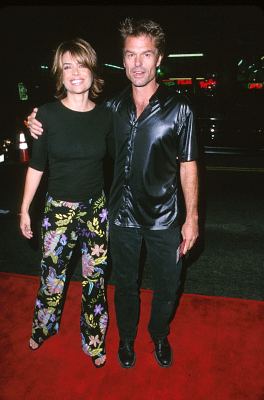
[118,354,136,368]
[154,350,173,368]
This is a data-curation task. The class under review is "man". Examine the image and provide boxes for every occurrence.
[27,17,199,369]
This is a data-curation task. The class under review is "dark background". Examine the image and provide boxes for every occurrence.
[1,4,263,65]
[0,4,263,133]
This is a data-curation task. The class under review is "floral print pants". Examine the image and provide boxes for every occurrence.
[31,192,108,366]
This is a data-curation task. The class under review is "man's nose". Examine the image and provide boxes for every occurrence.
[134,55,142,66]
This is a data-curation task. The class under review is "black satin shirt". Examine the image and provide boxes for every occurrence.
[106,84,198,230]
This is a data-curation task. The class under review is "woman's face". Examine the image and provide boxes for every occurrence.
[61,51,93,95]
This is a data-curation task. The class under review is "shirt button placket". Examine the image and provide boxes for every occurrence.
[122,122,137,222]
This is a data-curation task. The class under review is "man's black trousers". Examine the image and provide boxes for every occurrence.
[110,224,183,341]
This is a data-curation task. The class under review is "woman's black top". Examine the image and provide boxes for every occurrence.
[29,101,112,202]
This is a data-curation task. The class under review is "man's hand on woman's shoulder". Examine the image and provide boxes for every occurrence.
[27,107,43,139]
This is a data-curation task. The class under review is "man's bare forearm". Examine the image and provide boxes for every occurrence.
[180,160,199,252]
[180,160,198,221]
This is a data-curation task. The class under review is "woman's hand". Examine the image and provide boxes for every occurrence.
[20,211,33,239]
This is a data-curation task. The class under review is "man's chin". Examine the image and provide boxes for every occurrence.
[131,80,148,87]
[129,76,157,88]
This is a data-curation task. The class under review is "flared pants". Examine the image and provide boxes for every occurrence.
[31,192,108,365]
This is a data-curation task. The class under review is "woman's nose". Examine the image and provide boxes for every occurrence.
[72,65,79,74]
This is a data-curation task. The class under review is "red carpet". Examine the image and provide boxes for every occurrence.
[0,272,263,400]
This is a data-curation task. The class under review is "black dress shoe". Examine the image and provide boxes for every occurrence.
[153,337,173,367]
[118,339,136,368]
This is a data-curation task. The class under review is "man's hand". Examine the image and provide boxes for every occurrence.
[181,217,199,255]
[27,108,43,139]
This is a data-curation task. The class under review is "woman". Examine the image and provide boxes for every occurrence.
[20,38,112,368]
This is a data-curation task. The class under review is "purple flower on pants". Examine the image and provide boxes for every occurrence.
[87,231,96,238]
[42,217,51,230]
[94,304,104,316]
[99,209,108,223]
[50,314,56,322]
[36,299,43,308]
[99,312,108,334]
[46,267,64,294]
[60,234,67,245]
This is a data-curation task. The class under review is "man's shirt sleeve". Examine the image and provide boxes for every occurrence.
[178,105,199,162]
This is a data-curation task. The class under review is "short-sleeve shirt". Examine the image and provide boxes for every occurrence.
[29,101,112,202]
[106,85,198,229]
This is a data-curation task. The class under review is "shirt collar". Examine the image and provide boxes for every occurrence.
[124,83,170,109]
[149,84,169,108]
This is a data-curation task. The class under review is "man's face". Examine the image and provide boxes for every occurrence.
[123,35,162,88]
